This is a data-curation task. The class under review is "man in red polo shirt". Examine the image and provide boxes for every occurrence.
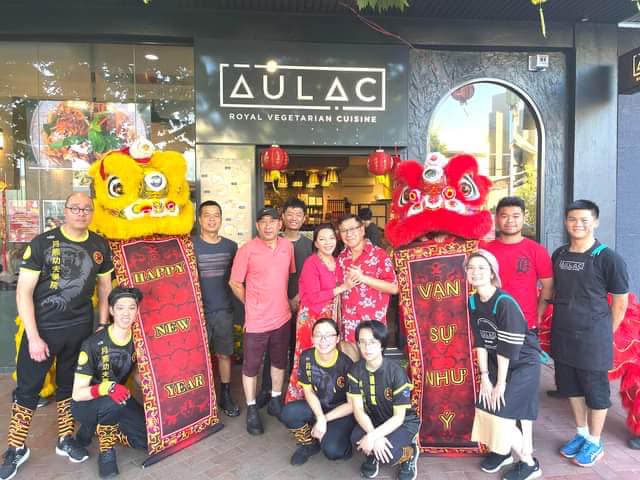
[484,196,553,333]
[337,214,398,359]
[229,207,295,435]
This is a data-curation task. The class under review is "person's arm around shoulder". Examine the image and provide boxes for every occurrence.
[96,274,113,329]
[535,242,554,325]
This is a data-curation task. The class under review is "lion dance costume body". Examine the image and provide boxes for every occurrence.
[88,140,221,464]
[384,152,492,454]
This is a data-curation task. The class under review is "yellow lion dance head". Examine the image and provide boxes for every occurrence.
[88,139,193,240]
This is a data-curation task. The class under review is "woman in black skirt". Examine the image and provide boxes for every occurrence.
[465,250,542,480]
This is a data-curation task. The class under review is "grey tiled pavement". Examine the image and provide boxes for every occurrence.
[1,365,640,479]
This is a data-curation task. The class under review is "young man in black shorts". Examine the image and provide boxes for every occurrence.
[0,192,113,480]
[552,200,629,467]
[72,287,147,478]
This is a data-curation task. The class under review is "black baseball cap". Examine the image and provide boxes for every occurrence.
[108,286,143,306]
[256,207,280,221]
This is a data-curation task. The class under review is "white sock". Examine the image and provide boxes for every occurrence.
[589,435,601,446]
[577,426,589,438]
[247,400,256,406]
[271,391,281,398]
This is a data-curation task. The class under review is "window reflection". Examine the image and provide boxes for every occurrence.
[429,82,540,238]
[0,41,195,276]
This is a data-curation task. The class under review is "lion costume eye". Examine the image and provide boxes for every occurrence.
[144,172,167,192]
[399,187,422,206]
[423,166,443,182]
[107,176,124,198]
[459,174,480,200]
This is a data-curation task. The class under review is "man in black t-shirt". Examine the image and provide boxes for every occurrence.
[193,200,240,417]
[552,200,629,468]
[72,287,147,478]
[1,192,113,480]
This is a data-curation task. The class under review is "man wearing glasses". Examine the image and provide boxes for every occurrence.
[1,192,113,480]
[336,214,398,356]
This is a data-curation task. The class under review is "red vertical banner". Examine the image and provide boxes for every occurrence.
[110,236,222,464]
[394,238,482,455]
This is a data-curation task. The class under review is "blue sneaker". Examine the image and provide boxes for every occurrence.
[574,440,604,467]
[559,434,586,458]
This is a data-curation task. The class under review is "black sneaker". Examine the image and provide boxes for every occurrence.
[219,388,240,417]
[246,405,264,435]
[360,454,379,479]
[98,448,119,478]
[502,459,542,480]
[76,423,94,448]
[0,446,30,480]
[480,452,513,473]
[398,444,419,480]
[255,390,270,409]
[266,396,283,419]
[36,396,51,409]
[290,442,321,466]
[55,435,89,463]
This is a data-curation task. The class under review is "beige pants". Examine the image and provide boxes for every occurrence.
[471,408,517,455]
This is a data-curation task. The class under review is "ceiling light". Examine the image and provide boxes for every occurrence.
[145,54,159,61]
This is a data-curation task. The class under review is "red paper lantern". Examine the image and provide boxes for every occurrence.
[261,144,289,172]
[451,84,475,104]
[367,149,395,176]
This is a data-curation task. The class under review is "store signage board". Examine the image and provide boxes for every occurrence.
[196,40,408,146]
[619,46,640,95]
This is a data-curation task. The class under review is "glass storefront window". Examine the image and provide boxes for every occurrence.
[0,41,195,279]
[428,81,541,238]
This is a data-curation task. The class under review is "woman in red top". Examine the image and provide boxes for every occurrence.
[286,224,354,403]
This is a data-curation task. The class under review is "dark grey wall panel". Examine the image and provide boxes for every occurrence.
[408,49,568,252]
[573,23,619,248]
[617,94,640,296]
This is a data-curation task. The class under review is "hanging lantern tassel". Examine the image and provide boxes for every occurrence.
[531,0,547,38]
[374,173,393,200]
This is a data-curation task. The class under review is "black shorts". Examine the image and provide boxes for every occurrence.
[554,362,611,410]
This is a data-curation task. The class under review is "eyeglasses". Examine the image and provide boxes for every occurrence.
[65,206,94,215]
[358,340,381,349]
[339,225,362,235]
[312,334,338,342]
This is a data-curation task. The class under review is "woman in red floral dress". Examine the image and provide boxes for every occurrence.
[285,224,354,403]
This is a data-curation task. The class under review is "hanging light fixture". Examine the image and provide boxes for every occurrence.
[327,168,338,184]
[0,127,4,150]
[306,170,319,188]
[320,173,330,188]
[278,172,288,188]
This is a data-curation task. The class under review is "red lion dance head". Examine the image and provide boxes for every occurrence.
[385,152,493,248]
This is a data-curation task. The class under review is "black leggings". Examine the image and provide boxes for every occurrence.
[351,424,415,464]
[15,323,93,410]
[72,396,147,450]
[281,400,355,460]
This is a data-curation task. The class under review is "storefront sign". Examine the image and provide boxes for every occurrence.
[619,46,640,95]
[196,41,408,146]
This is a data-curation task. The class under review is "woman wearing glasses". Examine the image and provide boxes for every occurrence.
[348,320,419,480]
[285,223,355,403]
[280,318,355,466]
[465,250,542,480]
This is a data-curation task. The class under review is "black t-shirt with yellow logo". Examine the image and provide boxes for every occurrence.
[347,358,420,434]
[20,227,113,330]
[76,327,135,386]
[297,348,353,413]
